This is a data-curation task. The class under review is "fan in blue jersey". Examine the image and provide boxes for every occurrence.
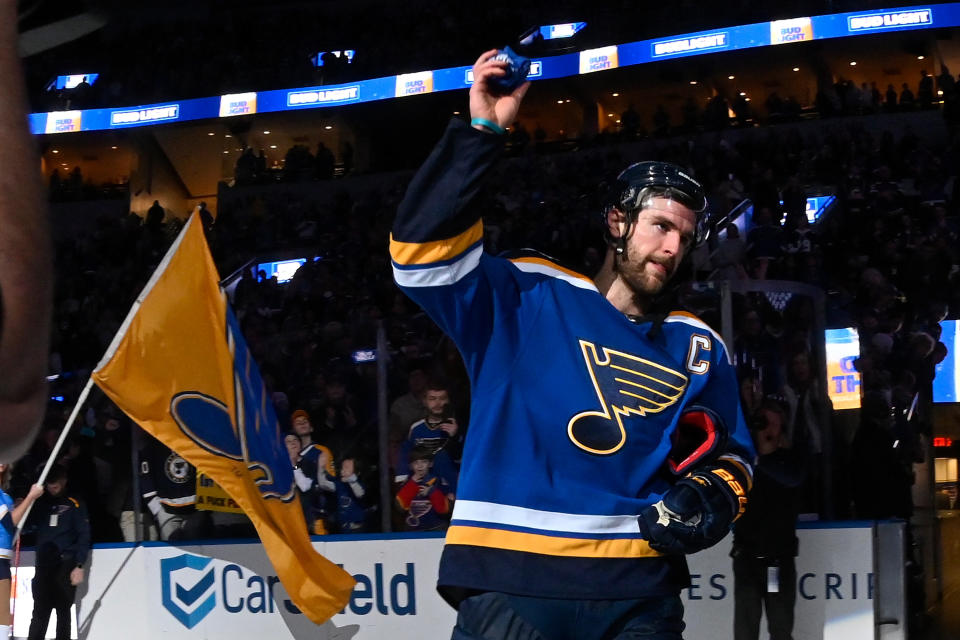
[332,458,370,533]
[0,463,44,640]
[389,49,757,640]
[401,378,462,494]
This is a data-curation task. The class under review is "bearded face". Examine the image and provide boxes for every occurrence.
[610,197,697,297]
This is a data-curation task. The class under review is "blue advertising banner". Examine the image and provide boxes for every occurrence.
[29,3,960,135]
[934,320,959,403]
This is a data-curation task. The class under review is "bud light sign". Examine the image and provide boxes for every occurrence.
[770,17,814,44]
[578,46,619,74]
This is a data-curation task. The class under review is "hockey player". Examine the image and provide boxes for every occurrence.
[390,49,756,639]
[138,434,208,541]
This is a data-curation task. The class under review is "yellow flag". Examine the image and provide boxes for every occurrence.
[92,214,355,624]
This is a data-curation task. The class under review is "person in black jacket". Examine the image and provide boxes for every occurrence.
[732,397,806,640]
[27,464,90,640]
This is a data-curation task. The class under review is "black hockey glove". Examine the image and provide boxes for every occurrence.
[638,465,746,555]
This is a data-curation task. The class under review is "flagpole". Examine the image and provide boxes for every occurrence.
[15,376,95,536]
[15,217,197,537]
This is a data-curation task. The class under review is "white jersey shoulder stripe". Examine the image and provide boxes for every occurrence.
[451,499,641,535]
[392,244,482,288]
[509,260,599,293]
[663,314,731,364]
[407,418,427,439]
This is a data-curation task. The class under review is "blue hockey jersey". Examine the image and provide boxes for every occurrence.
[0,489,15,559]
[390,118,755,605]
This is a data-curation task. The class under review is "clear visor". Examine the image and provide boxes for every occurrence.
[621,186,703,216]
[619,187,709,245]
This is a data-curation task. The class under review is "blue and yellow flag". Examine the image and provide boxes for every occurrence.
[92,214,355,624]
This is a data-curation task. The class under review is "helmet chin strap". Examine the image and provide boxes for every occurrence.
[612,216,634,272]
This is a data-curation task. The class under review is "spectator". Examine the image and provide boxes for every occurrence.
[388,367,428,473]
[738,370,765,419]
[316,375,365,463]
[780,350,828,513]
[401,378,460,494]
[290,408,316,450]
[72,76,93,108]
[138,436,208,541]
[746,206,782,280]
[315,142,335,180]
[734,309,783,395]
[394,448,451,532]
[899,82,916,111]
[26,464,90,640]
[885,83,898,112]
[732,397,806,640]
[294,440,337,535]
[333,457,370,532]
[780,210,818,282]
[146,200,165,227]
[918,70,934,109]
[869,82,882,112]
[235,148,257,185]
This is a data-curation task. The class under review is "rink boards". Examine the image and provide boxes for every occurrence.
[11,523,881,640]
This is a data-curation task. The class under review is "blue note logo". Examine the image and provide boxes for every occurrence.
[568,340,687,455]
[161,554,217,629]
[169,308,295,501]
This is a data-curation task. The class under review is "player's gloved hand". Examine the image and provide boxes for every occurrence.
[638,467,741,554]
[667,406,727,476]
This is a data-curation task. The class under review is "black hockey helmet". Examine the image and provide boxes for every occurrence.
[602,161,710,249]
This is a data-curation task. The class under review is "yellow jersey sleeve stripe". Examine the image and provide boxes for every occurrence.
[510,257,593,285]
[445,525,664,559]
[389,219,484,266]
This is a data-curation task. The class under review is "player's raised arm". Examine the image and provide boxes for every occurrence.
[391,50,529,248]
[390,50,530,357]
[0,1,53,462]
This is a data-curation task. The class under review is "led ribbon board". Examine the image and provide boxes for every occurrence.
[29,3,954,134]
